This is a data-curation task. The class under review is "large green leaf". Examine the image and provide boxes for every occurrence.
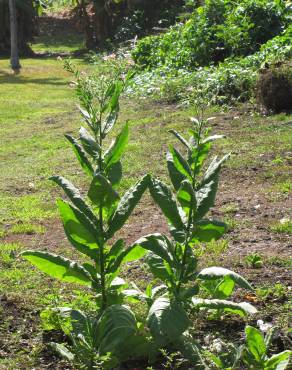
[198,267,253,291]
[147,297,190,342]
[97,305,137,355]
[105,160,122,188]
[195,176,219,220]
[103,123,129,168]
[57,199,99,259]
[200,154,230,187]
[169,146,192,181]
[265,351,292,370]
[166,152,186,191]
[202,134,226,144]
[190,142,211,175]
[192,298,257,317]
[177,179,196,217]
[191,219,227,242]
[106,244,146,273]
[88,173,119,211]
[65,134,94,177]
[50,176,97,223]
[79,126,100,158]
[133,233,174,264]
[106,174,150,239]
[245,326,266,362]
[149,177,185,231]
[146,253,174,283]
[21,251,92,286]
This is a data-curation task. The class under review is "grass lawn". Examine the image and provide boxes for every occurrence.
[0,19,291,369]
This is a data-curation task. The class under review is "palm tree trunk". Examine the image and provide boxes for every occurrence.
[9,0,21,71]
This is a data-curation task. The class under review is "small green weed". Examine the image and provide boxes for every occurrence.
[9,223,46,235]
[0,242,20,267]
[244,253,263,268]
[256,283,288,301]
[270,218,292,234]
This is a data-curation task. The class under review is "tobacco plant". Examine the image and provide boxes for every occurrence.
[21,65,150,366]
[131,115,257,363]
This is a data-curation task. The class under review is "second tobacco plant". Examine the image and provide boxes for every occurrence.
[130,115,257,364]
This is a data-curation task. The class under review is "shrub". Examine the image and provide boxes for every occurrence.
[132,0,289,70]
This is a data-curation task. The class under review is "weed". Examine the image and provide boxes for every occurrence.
[244,253,264,268]
[270,218,292,234]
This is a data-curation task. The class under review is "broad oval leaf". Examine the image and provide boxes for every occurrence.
[191,219,227,242]
[167,151,186,191]
[177,179,196,217]
[149,177,185,232]
[21,251,92,286]
[169,146,193,181]
[97,305,137,355]
[192,298,257,317]
[50,176,97,223]
[245,326,266,361]
[57,199,99,259]
[195,176,219,220]
[133,233,174,264]
[103,123,129,168]
[79,126,100,158]
[88,173,119,211]
[106,174,150,239]
[65,134,94,177]
[198,267,253,291]
[147,297,190,342]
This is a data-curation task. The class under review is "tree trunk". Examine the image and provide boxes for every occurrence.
[9,0,21,71]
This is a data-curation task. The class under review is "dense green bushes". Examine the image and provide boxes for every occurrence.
[132,0,290,70]
[129,23,292,106]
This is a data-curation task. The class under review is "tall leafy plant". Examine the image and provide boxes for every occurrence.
[132,115,257,362]
[20,63,149,366]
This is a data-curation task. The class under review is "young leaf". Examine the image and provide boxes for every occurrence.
[213,276,235,299]
[198,267,253,291]
[65,134,94,177]
[200,153,230,187]
[167,151,186,191]
[202,134,226,144]
[79,126,100,158]
[21,251,92,286]
[169,129,191,150]
[149,177,185,231]
[169,146,193,181]
[88,173,119,211]
[195,176,219,220]
[106,174,150,239]
[192,298,257,317]
[191,219,227,242]
[177,179,196,217]
[146,253,174,283]
[57,199,100,259]
[106,244,146,273]
[147,297,190,342]
[50,176,97,223]
[133,233,174,264]
[102,108,119,137]
[245,326,266,362]
[103,123,129,168]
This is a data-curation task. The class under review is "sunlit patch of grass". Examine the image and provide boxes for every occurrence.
[0,193,56,223]
[196,239,229,266]
[270,218,292,235]
[9,222,46,235]
[220,202,239,214]
[0,242,20,267]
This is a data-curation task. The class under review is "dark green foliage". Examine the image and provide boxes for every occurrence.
[132,0,289,70]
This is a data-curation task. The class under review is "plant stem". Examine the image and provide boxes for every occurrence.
[176,119,204,296]
[95,113,107,311]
